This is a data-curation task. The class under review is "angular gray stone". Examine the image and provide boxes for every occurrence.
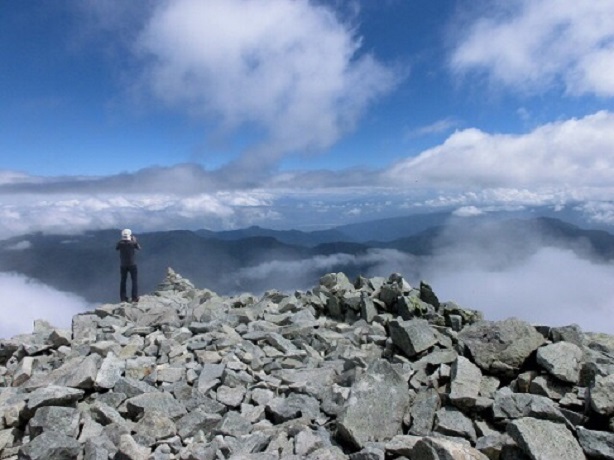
[176,409,222,439]
[95,352,126,390]
[389,319,439,358]
[408,388,441,436]
[133,410,177,443]
[577,426,614,459]
[411,436,489,460]
[28,406,80,439]
[536,342,583,384]
[493,391,566,423]
[337,359,410,449]
[449,356,482,409]
[116,433,151,460]
[125,391,187,420]
[507,417,585,460]
[26,385,85,413]
[434,406,477,443]
[458,318,545,376]
[266,393,320,423]
[18,431,82,460]
[589,374,614,416]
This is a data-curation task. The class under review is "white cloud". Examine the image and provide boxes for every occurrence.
[423,246,614,334]
[5,240,32,251]
[451,0,614,96]
[0,272,90,339]
[135,0,398,162]
[387,111,614,189]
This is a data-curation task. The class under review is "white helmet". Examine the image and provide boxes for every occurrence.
[121,229,132,240]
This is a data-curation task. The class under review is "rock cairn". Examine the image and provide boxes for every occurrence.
[1,268,614,460]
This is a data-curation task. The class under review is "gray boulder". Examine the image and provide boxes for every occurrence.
[589,374,614,415]
[18,431,82,460]
[458,318,545,376]
[576,426,614,459]
[411,436,489,459]
[337,359,410,449]
[507,417,585,460]
[449,356,482,409]
[28,406,80,439]
[536,342,583,384]
[389,319,439,358]
[408,387,441,436]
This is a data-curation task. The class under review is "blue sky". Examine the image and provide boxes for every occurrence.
[2,0,614,237]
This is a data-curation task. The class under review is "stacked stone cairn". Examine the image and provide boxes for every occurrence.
[1,268,614,459]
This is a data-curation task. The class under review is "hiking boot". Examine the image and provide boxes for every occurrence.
[132,297,139,303]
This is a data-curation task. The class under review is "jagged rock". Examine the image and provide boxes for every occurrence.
[125,391,187,420]
[507,417,585,460]
[492,390,566,423]
[434,406,477,442]
[28,406,80,439]
[337,359,410,449]
[388,319,439,358]
[589,374,614,415]
[411,436,489,459]
[408,387,441,436]
[18,431,82,460]
[576,426,614,459]
[536,341,583,383]
[0,270,612,460]
[458,318,545,376]
[449,355,482,409]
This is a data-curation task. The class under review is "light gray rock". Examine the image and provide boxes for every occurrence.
[28,406,80,439]
[589,374,614,416]
[116,433,151,460]
[449,356,482,409]
[458,318,545,376]
[493,391,566,423]
[536,342,583,384]
[133,410,177,443]
[266,393,320,423]
[176,409,222,439]
[408,387,441,436]
[125,391,187,420]
[95,352,126,389]
[337,359,410,449]
[507,417,585,460]
[411,436,489,460]
[435,406,477,443]
[18,431,82,460]
[389,319,439,358]
[26,385,84,413]
[576,426,614,459]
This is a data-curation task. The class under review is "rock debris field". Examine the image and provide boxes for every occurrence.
[1,269,614,459]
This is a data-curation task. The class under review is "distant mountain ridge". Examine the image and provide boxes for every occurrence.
[2,213,614,304]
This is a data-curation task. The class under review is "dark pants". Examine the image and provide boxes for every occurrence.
[120,265,138,301]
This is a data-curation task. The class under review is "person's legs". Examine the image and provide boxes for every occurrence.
[120,266,129,301]
[129,265,139,301]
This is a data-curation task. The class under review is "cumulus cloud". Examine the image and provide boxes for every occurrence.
[135,0,398,166]
[451,0,614,96]
[0,272,90,339]
[386,111,614,189]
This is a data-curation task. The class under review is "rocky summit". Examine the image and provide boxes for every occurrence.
[1,269,614,460]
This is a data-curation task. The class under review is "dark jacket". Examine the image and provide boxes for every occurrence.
[116,238,141,267]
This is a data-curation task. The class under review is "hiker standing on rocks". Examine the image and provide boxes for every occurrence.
[116,228,141,302]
